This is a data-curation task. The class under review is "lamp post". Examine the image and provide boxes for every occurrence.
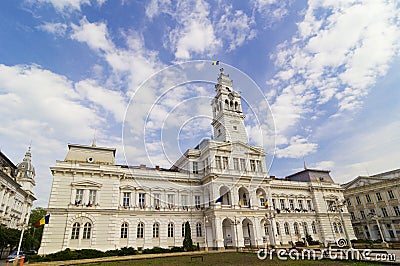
[204,215,209,252]
[368,213,389,248]
[334,199,352,248]
[233,216,240,251]
[265,208,276,247]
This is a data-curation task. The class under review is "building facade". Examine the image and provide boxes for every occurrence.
[39,69,355,254]
[0,148,36,229]
[343,169,400,242]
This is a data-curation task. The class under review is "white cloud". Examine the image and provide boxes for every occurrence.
[268,0,400,158]
[168,0,221,60]
[275,136,317,158]
[0,64,111,206]
[71,17,114,53]
[28,0,90,13]
[37,22,67,36]
[215,7,256,51]
[312,160,335,170]
[75,79,127,122]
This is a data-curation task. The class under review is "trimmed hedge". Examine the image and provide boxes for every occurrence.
[26,246,195,263]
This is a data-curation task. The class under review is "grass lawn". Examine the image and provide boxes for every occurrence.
[84,252,387,266]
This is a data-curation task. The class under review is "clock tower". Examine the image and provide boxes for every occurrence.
[211,68,248,143]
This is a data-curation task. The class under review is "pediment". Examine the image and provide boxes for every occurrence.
[343,176,385,190]
[120,185,137,190]
[214,141,265,155]
[71,180,102,188]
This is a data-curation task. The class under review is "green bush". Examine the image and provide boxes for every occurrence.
[142,247,169,254]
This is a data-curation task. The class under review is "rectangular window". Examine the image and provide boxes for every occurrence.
[139,193,145,209]
[240,159,246,171]
[75,189,83,204]
[346,198,352,206]
[279,199,285,210]
[393,206,400,216]
[168,223,174,237]
[307,200,312,211]
[195,195,201,209]
[192,162,198,174]
[381,207,388,217]
[88,190,96,205]
[256,160,262,172]
[360,210,366,219]
[376,192,382,201]
[272,199,276,209]
[123,192,130,207]
[388,190,395,199]
[233,158,239,170]
[356,196,361,205]
[121,224,128,239]
[366,194,371,203]
[181,195,188,210]
[196,223,202,237]
[350,212,355,220]
[204,158,209,171]
[298,200,303,210]
[167,194,174,209]
[260,197,265,207]
[369,209,376,215]
[154,193,161,209]
[250,160,256,171]
[289,199,294,210]
[222,157,229,169]
[215,156,221,169]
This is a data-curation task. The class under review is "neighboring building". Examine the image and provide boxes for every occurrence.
[39,69,355,254]
[0,148,36,229]
[343,169,400,242]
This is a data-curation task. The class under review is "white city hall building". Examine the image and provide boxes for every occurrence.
[39,70,355,254]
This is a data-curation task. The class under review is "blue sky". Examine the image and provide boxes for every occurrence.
[1,0,400,207]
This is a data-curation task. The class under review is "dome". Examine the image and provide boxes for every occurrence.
[16,147,35,179]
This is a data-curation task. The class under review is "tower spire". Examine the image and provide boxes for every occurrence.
[92,130,97,147]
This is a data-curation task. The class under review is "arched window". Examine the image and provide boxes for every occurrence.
[235,101,238,110]
[168,222,174,238]
[338,222,343,233]
[153,223,159,238]
[276,222,280,235]
[284,222,290,235]
[225,99,229,109]
[196,223,202,237]
[83,222,91,239]
[71,222,80,239]
[137,222,144,238]
[121,222,128,239]
[333,222,338,233]
[312,222,317,234]
[294,222,299,235]
[303,222,308,236]
[182,223,186,237]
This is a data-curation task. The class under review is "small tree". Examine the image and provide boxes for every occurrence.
[183,221,193,251]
